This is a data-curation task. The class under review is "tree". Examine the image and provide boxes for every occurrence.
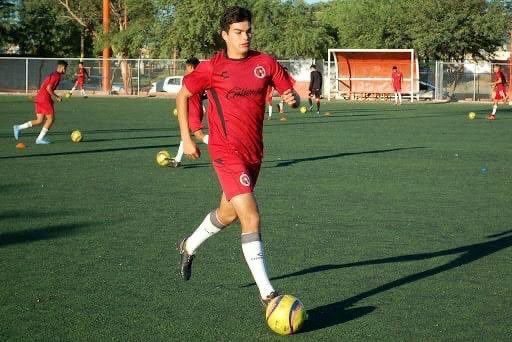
[322,0,511,61]
[14,0,85,57]
[0,0,16,52]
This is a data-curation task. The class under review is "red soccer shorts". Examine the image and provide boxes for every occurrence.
[393,84,401,92]
[210,149,261,201]
[35,100,55,116]
[495,85,507,100]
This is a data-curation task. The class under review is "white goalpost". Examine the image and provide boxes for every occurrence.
[327,48,419,102]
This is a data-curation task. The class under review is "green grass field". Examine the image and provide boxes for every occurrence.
[1,96,511,341]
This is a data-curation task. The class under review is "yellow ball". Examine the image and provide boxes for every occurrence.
[70,130,82,143]
[65,93,71,98]
[299,105,307,114]
[172,108,178,117]
[468,112,476,120]
[156,150,172,166]
[266,295,307,335]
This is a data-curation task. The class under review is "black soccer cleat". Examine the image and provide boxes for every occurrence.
[168,158,181,168]
[177,238,194,281]
[261,291,280,308]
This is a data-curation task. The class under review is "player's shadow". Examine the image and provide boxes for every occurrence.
[268,146,427,168]
[0,222,91,247]
[83,134,179,143]
[0,143,178,160]
[243,230,512,332]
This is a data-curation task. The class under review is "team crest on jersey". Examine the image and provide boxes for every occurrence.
[240,173,251,187]
[253,66,266,79]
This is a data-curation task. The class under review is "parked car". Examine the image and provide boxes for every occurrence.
[149,76,183,94]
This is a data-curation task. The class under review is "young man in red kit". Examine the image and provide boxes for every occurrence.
[175,6,299,306]
[265,85,274,120]
[488,65,509,120]
[391,66,403,105]
[13,60,68,144]
[69,61,89,98]
[169,57,209,168]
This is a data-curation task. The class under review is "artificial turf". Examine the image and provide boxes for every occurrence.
[0,95,511,341]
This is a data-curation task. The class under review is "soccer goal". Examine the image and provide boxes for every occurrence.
[327,49,419,102]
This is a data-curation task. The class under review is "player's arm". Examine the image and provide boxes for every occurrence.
[46,78,62,102]
[176,85,200,159]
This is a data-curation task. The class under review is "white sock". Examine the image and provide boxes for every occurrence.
[81,89,86,96]
[398,92,402,104]
[70,86,76,93]
[18,121,32,130]
[492,104,497,115]
[175,141,184,162]
[394,93,398,104]
[185,211,225,255]
[268,105,272,117]
[242,233,275,299]
[202,134,209,145]
[36,127,48,141]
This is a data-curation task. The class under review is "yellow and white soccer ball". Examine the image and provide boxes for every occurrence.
[266,295,307,335]
[299,105,307,114]
[172,108,178,117]
[70,130,82,143]
[468,111,476,120]
[156,150,172,166]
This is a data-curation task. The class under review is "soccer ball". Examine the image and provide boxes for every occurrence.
[299,106,307,114]
[266,295,307,335]
[65,93,71,98]
[172,108,178,117]
[468,112,476,120]
[156,150,172,166]
[70,130,82,143]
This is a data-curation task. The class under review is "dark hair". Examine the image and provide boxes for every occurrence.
[79,61,84,65]
[310,64,317,69]
[220,6,252,33]
[185,57,200,68]
[57,60,68,68]
[392,66,397,70]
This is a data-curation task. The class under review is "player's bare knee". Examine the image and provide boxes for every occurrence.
[217,208,237,226]
[239,211,260,230]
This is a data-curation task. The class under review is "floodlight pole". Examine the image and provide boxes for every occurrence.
[102,0,111,95]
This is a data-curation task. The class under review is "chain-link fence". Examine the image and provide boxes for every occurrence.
[0,57,190,95]
[1,57,508,101]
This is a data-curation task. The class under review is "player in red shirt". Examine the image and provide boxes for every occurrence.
[13,60,67,144]
[488,65,509,120]
[391,66,403,105]
[169,57,209,168]
[175,6,299,306]
[69,62,89,98]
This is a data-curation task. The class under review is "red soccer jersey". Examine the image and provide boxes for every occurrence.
[35,71,61,103]
[391,71,403,90]
[495,71,507,86]
[183,50,294,162]
[188,93,204,132]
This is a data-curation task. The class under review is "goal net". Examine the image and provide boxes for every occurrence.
[327,49,419,101]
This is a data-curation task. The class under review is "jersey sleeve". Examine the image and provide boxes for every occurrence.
[270,60,294,95]
[183,62,212,95]
[48,73,60,90]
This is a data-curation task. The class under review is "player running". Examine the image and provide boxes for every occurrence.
[265,85,274,120]
[69,61,89,98]
[13,60,68,144]
[175,6,299,306]
[169,57,209,168]
[391,66,403,105]
[488,65,509,120]
[308,64,322,115]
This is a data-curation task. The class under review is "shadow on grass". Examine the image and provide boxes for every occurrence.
[0,143,178,160]
[246,230,512,332]
[0,222,90,247]
[0,127,176,139]
[271,146,427,168]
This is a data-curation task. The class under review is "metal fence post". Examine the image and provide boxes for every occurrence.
[25,58,29,94]
[137,58,140,96]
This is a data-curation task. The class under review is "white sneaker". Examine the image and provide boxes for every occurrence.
[13,125,20,140]
[36,137,51,144]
